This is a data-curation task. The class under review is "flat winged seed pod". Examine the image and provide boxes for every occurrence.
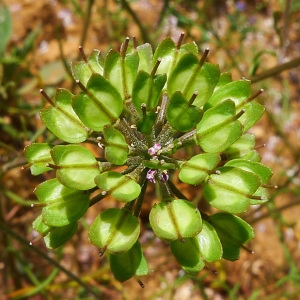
[26,34,274,285]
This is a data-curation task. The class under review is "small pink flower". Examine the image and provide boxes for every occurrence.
[160,171,169,183]
[148,143,161,156]
[146,169,157,183]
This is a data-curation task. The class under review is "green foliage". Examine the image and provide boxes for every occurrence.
[25,35,273,284]
[51,144,101,190]
[24,143,54,175]
[170,220,222,274]
[88,208,140,254]
[149,199,202,241]
[34,178,89,226]
[40,89,90,143]
[109,241,148,282]
[208,213,255,261]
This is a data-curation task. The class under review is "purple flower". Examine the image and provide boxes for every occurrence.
[147,169,157,183]
[160,171,169,183]
[236,1,246,11]
[148,143,162,156]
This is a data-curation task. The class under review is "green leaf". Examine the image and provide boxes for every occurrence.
[205,80,251,110]
[152,38,176,76]
[136,111,156,135]
[89,208,140,254]
[166,91,203,132]
[110,241,148,282]
[225,159,272,206]
[170,237,205,275]
[32,214,51,236]
[135,247,149,277]
[178,42,199,58]
[238,101,265,132]
[72,74,123,131]
[223,133,260,161]
[44,222,78,250]
[71,61,92,87]
[250,187,269,205]
[208,213,254,261]
[152,38,199,79]
[32,215,78,250]
[179,153,220,185]
[104,49,139,99]
[71,49,104,85]
[35,178,89,227]
[204,79,265,131]
[51,145,101,190]
[170,220,222,274]
[137,43,153,72]
[214,72,232,90]
[204,166,261,213]
[88,49,104,75]
[149,199,202,241]
[225,159,273,184]
[168,53,220,108]
[40,89,90,143]
[132,70,167,113]
[196,100,243,152]
[197,220,223,262]
[95,171,141,202]
[24,143,53,175]
[103,125,128,165]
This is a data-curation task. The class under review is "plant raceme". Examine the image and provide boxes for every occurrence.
[24,34,273,285]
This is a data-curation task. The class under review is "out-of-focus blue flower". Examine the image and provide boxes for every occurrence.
[236,1,247,12]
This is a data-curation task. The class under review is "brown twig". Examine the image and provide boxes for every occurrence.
[249,57,300,83]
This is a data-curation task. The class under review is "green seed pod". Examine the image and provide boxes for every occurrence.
[149,199,202,241]
[88,208,140,255]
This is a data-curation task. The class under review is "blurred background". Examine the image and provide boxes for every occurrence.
[0,0,300,299]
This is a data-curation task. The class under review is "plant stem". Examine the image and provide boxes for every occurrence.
[166,180,188,200]
[134,169,148,217]
[79,0,95,51]
[249,57,300,83]
[279,0,292,63]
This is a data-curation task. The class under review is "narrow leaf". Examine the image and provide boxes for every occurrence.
[137,43,153,72]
